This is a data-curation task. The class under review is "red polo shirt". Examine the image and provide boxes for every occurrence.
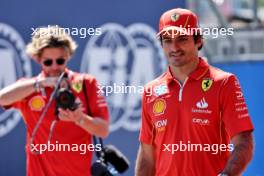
[139,58,254,176]
[5,69,109,176]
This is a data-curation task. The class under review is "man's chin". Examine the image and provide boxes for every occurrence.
[46,72,63,77]
[170,57,185,66]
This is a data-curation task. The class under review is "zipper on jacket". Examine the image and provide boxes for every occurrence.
[175,78,188,102]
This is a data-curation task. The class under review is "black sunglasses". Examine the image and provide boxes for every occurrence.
[43,58,66,66]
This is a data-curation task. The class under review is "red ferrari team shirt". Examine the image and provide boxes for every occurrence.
[5,69,109,176]
[139,58,254,176]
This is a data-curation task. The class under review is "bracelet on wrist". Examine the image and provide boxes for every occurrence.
[33,79,41,92]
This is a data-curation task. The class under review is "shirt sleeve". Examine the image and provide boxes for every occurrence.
[3,99,27,110]
[84,76,109,122]
[220,74,254,138]
[139,88,155,144]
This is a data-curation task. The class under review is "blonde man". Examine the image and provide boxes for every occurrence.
[0,26,109,176]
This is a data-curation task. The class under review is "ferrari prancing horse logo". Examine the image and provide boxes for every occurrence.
[71,82,83,93]
[202,79,213,92]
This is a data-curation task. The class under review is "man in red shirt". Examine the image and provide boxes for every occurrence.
[135,8,254,176]
[0,26,109,176]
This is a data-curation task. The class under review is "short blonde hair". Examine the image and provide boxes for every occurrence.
[26,25,77,61]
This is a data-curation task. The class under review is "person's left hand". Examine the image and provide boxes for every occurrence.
[58,105,86,123]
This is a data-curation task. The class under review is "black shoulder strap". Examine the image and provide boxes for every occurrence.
[82,76,104,158]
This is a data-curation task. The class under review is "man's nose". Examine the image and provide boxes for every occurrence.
[51,61,59,69]
[171,40,180,51]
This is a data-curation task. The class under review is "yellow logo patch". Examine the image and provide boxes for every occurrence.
[29,96,45,111]
[153,99,166,115]
[71,82,83,93]
[202,79,213,92]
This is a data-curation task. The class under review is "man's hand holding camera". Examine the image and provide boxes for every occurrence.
[58,103,109,138]
[58,105,87,125]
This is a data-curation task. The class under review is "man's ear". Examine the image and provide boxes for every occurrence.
[195,36,203,50]
[65,51,72,62]
[197,37,203,47]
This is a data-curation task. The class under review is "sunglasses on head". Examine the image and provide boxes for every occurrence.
[43,58,66,66]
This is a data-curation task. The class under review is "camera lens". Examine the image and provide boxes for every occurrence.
[56,88,75,110]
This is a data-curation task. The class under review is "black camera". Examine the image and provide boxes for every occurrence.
[91,145,129,176]
[91,160,115,176]
[55,76,79,115]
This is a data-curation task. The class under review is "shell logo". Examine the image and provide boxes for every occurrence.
[29,96,45,111]
[153,99,166,115]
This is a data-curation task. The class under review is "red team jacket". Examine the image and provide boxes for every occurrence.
[4,69,109,176]
[140,58,254,176]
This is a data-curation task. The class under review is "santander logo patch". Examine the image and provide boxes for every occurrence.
[196,97,208,109]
